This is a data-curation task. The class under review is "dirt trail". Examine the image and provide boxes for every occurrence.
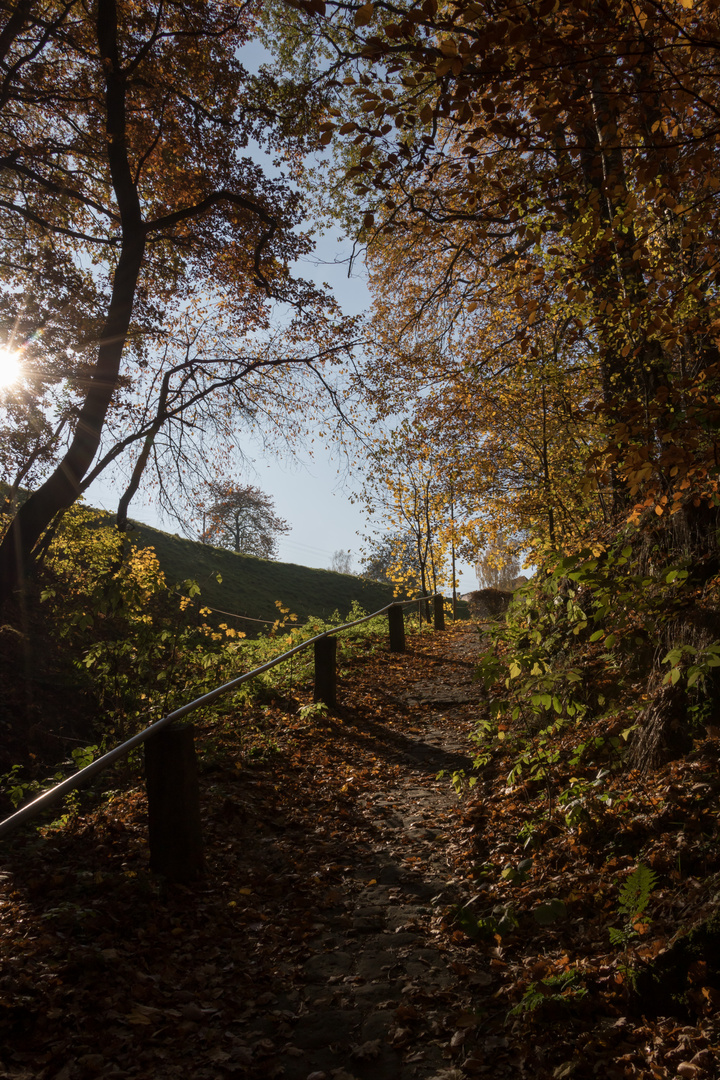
[234,623,487,1080]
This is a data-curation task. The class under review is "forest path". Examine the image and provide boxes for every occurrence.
[0,620,494,1080]
[245,621,486,1080]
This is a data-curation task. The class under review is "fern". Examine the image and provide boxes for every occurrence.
[609,863,657,948]
[618,864,657,920]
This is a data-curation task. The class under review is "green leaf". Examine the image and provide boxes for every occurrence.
[618,863,657,918]
[533,898,567,925]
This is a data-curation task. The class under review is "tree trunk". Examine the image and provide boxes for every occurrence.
[0,237,144,601]
[0,0,145,604]
[628,677,693,773]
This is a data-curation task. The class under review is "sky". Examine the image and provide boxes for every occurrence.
[85,229,368,562]
[84,231,478,595]
[84,37,480,596]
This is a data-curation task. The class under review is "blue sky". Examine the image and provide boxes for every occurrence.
[86,228,479,592]
[85,35,480,593]
[85,231,477,594]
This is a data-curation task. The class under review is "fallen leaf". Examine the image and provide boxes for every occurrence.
[125,1009,152,1026]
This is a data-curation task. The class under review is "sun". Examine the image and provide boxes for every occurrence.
[0,347,22,390]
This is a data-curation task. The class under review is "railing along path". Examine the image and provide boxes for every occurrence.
[0,594,447,879]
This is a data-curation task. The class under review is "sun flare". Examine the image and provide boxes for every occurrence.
[0,347,22,390]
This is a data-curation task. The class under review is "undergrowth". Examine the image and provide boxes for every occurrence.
[471,526,720,799]
[0,506,422,817]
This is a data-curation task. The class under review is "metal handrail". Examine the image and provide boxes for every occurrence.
[0,594,441,840]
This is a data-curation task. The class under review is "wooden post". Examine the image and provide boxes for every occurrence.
[388,604,405,653]
[314,635,337,708]
[145,725,204,882]
[433,595,446,631]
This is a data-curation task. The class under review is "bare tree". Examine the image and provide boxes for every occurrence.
[475,534,523,591]
[329,549,353,575]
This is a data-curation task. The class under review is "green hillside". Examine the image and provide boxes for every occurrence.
[128,520,399,629]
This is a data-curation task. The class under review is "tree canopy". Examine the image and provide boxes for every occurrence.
[265,0,720,550]
[256,0,720,769]
[0,0,346,602]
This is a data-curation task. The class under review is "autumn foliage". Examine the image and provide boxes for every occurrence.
[279,0,720,547]
[257,0,720,766]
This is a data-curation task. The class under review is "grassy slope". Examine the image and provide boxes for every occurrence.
[128,520,400,626]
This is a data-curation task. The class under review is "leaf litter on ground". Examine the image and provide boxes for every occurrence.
[0,620,717,1078]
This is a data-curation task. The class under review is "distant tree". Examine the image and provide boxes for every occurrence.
[201,484,289,559]
[476,534,523,592]
[356,430,454,602]
[329,549,353,575]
